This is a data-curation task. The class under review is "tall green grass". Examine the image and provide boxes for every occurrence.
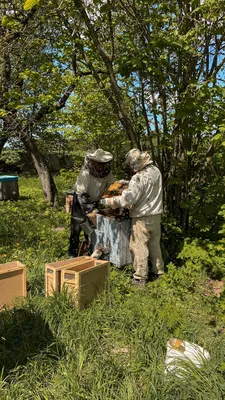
[0,175,225,399]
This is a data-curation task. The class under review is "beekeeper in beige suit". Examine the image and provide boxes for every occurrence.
[100,148,164,286]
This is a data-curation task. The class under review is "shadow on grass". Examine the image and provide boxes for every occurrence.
[0,306,60,377]
[18,195,32,201]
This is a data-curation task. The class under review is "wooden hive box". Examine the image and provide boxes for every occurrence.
[61,259,110,309]
[0,261,26,309]
[0,175,19,201]
[92,214,132,268]
[45,256,91,296]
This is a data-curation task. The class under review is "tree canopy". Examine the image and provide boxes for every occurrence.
[1,0,225,229]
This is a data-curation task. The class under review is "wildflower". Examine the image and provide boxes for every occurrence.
[1,254,6,257]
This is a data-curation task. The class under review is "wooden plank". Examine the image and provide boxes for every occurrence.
[45,256,89,270]
[0,261,26,309]
[78,262,109,309]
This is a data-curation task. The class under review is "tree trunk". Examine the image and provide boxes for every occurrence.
[21,132,59,206]
[73,0,139,149]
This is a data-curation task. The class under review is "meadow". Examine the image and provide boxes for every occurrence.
[0,174,225,400]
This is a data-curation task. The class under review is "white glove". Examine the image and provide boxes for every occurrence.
[118,179,129,185]
[99,198,109,207]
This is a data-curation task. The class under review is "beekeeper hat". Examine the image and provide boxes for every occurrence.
[87,148,113,163]
[125,148,153,172]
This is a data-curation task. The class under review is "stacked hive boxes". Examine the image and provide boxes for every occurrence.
[45,256,110,309]
[92,181,132,268]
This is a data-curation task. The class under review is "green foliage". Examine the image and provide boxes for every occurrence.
[177,237,225,280]
[161,216,184,263]
[23,0,41,11]
[63,76,129,170]
[174,203,225,279]
[56,169,77,192]
[0,176,70,293]
[1,15,22,30]
[0,148,22,167]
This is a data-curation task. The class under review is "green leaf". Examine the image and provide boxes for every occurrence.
[211,133,222,143]
[24,0,40,11]
[0,109,8,117]
[219,362,225,372]
[1,16,22,29]
[24,97,36,105]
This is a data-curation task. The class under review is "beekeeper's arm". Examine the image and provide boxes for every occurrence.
[74,168,90,195]
[100,174,143,209]
[73,169,94,214]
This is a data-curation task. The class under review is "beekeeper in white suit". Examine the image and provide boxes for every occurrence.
[100,148,164,286]
[68,148,114,258]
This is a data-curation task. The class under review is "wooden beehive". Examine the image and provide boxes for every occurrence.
[0,261,26,309]
[45,256,90,296]
[92,214,132,268]
[61,258,110,309]
[0,175,19,201]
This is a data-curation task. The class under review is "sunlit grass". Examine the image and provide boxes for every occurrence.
[0,175,225,399]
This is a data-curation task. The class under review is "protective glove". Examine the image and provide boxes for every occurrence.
[99,198,110,207]
[118,179,129,185]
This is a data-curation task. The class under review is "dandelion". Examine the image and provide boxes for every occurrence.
[1,254,7,257]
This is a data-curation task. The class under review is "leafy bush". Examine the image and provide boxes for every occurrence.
[176,204,225,279]
[161,216,184,264]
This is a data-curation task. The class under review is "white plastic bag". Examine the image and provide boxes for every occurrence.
[165,338,210,378]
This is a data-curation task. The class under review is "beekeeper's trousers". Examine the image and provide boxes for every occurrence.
[130,214,164,280]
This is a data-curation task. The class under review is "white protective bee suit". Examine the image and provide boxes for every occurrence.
[68,149,114,258]
[101,149,164,281]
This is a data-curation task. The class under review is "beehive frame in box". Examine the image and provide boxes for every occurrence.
[0,261,26,309]
[45,256,90,296]
[61,259,110,309]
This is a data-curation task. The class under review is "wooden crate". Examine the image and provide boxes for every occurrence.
[61,259,110,309]
[0,261,26,309]
[45,256,91,296]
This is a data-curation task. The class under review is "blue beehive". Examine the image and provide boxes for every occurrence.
[0,175,19,200]
[92,214,132,268]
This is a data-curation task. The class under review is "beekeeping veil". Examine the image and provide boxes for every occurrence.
[84,149,113,178]
[124,149,153,173]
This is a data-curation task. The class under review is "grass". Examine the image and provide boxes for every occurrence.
[0,174,225,399]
